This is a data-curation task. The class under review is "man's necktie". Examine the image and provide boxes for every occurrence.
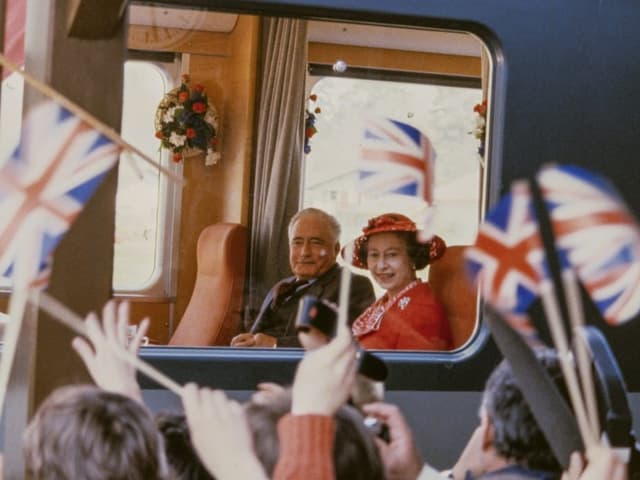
[271,278,308,309]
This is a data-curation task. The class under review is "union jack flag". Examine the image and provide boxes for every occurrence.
[538,164,640,325]
[358,118,434,204]
[0,101,121,288]
[465,181,543,314]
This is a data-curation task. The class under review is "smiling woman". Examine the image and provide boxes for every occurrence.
[344,213,453,351]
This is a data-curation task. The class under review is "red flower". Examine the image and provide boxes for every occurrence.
[186,128,196,139]
[306,126,316,138]
[178,91,189,103]
[309,94,317,101]
[172,153,182,163]
[155,131,164,139]
[193,84,205,93]
[473,100,487,117]
[192,102,206,113]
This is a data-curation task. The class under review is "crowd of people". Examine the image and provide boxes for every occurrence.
[22,298,626,479]
[20,208,629,478]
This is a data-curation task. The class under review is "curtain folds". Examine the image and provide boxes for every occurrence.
[244,17,308,330]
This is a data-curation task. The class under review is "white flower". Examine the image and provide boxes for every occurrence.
[162,106,177,123]
[169,131,187,147]
[205,148,221,166]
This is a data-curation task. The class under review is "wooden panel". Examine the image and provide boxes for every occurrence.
[67,0,127,38]
[128,25,231,56]
[308,42,481,77]
[129,301,172,345]
[173,15,259,328]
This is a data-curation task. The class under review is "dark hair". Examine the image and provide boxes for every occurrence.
[23,385,166,480]
[482,350,567,473]
[358,231,431,270]
[155,412,215,480]
[245,389,384,480]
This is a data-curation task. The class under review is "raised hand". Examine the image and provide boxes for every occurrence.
[182,383,267,480]
[71,300,147,402]
[362,402,423,480]
[291,311,358,416]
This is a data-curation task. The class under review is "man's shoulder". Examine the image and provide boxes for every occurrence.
[479,465,558,480]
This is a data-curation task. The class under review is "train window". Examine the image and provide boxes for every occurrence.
[302,72,483,297]
[0,61,180,295]
[113,59,181,294]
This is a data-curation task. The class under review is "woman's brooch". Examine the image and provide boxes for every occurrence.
[398,297,411,310]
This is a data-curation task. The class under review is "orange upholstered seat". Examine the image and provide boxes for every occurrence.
[428,245,478,349]
[169,223,247,346]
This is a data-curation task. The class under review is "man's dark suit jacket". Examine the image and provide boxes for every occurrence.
[249,263,376,347]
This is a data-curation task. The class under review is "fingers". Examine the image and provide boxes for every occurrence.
[116,301,130,346]
[102,300,119,346]
[256,382,284,393]
[130,317,150,352]
[84,312,103,346]
[562,451,584,480]
[231,334,256,347]
[362,402,409,433]
[72,336,95,368]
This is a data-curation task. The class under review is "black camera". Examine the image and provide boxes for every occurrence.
[295,295,388,382]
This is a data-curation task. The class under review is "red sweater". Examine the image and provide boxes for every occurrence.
[273,414,336,480]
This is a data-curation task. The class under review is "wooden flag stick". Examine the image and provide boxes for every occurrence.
[0,52,184,186]
[540,283,598,449]
[32,291,183,396]
[0,287,28,418]
[563,270,601,438]
[338,243,354,334]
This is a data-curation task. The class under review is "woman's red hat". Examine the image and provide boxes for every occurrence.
[342,213,446,269]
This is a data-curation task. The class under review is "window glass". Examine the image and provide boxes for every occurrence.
[303,75,482,295]
[113,60,177,292]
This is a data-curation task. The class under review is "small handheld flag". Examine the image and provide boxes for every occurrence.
[359,118,434,202]
[0,100,121,288]
[464,181,542,315]
[538,164,640,326]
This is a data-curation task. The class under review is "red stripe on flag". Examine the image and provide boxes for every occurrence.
[2,0,25,80]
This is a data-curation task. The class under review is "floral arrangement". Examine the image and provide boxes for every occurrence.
[155,74,220,165]
[472,99,487,157]
[304,94,321,154]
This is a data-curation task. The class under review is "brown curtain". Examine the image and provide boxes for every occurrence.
[244,17,308,329]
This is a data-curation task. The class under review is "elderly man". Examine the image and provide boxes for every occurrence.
[231,208,375,348]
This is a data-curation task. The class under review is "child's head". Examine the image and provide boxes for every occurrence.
[24,385,167,480]
[155,411,215,480]
[245,389,384,480]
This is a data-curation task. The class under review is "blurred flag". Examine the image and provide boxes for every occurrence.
[358,118,435,204]
[465,181,543,314]
[2,0,25,80]
[538,164,640,325]
[0,101,121,288]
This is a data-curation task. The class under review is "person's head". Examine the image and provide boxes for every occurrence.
[245,389,384,480]
[24,385,167,480]
[454,350,566,478]
[155,412,215,480]
[345,213,445,297]
[481,350,565,473]
[288,208,341,280]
